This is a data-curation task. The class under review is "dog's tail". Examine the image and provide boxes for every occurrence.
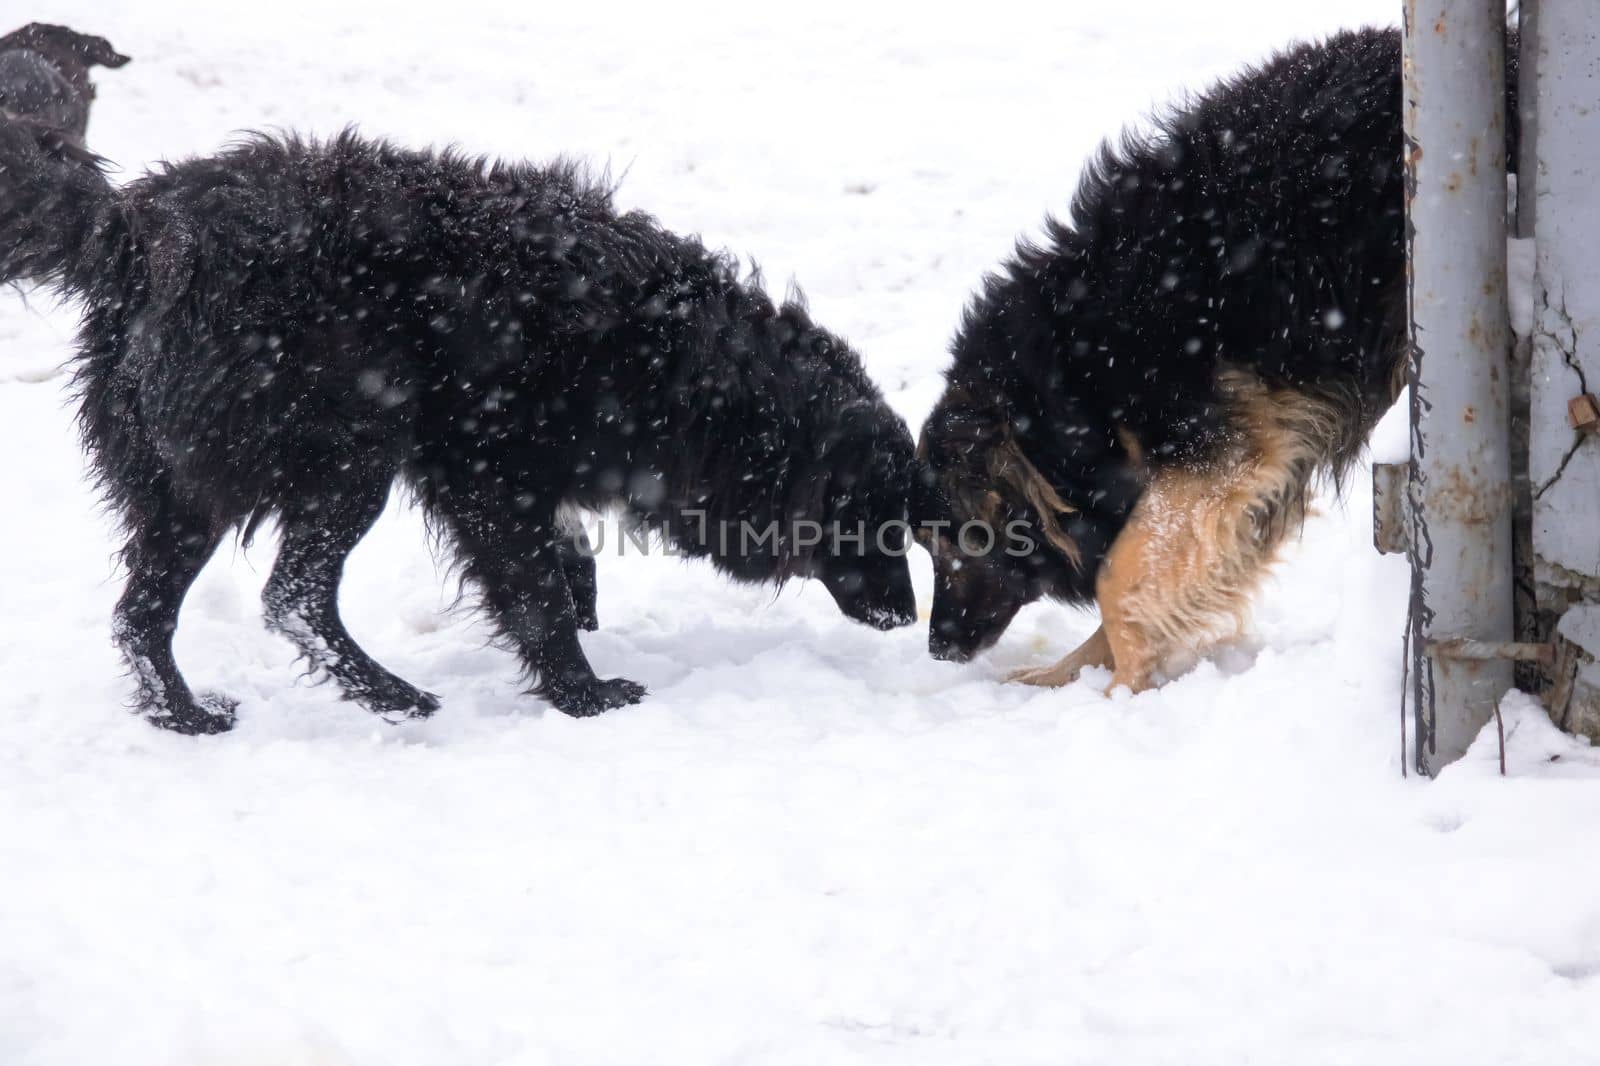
[0,111,125,292]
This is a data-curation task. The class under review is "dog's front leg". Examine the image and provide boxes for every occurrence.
[440,498,643,717]
[556,527,599,632]
[513,545,644,717]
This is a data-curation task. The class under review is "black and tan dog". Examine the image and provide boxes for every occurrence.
[0,124,916,733]
[916,27,1518,693]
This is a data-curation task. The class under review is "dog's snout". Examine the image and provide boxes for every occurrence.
[877,606,917,630]
[928,632,972,663]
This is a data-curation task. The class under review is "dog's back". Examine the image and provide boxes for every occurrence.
[969,26,1517,482]
[76,134,641,522]
[1006,28,1409,474]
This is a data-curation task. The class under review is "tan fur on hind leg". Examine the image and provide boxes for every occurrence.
[1097,467,1275,694]
[1092,377,1336,694]
[996,372,1344,697]
[1009,625,1113,687]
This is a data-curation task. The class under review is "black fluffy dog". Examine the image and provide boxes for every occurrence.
[0,23,129,139]
[0,125,916,733]
[917,27,1518,692]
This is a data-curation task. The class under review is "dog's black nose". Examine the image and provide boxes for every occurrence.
[873,606,917,631]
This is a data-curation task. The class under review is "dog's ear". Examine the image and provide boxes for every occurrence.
[987,433,1082,568]
[81,35,130,69]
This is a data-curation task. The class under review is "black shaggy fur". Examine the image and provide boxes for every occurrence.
[0,125,915,733]
[0,23,128,140]
[918,26,1519,660]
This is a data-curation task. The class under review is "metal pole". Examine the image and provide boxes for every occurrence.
[1402,0,1514,776]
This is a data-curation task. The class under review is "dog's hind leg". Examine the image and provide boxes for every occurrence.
[434,491,643,717]
[1093,490,1188,695]
[1093,451,1304,694]
[1009,625,1115,687]
[262,483,440,721]
[113,498,235,734]
[1092,377,1327,693]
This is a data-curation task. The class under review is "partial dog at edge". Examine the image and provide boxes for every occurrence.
[915,27,1519,694]
[0,22,129,140]
[0,125,916,733]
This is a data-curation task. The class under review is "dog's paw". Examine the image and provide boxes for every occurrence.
[148,692,238,735]
[356,679,442,723]
[374,688,444,723]
[545,676,646,718]
[1006,665,1049,686]
[1007,663,1080,688]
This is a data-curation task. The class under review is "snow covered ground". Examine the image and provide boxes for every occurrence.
[4,2,1600,1063]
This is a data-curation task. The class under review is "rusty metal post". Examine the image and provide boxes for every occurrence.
[1402,0,1514,775]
